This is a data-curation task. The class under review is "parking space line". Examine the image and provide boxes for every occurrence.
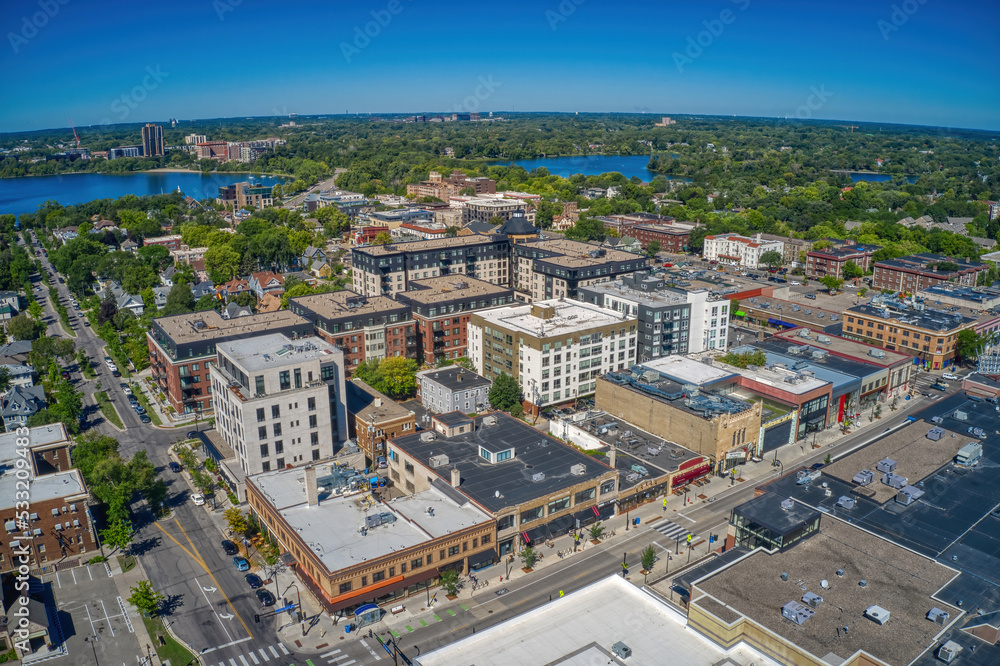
[55,571,61,588]
[71,569,77,584]
[84,602,99,636]
[99,598,115,637]
[88,566,94,580]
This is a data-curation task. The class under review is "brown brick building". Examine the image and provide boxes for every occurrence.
[806,242,878,279]
[406,170,496,200]
[345,379,415,466]
[630,223,694,253]
[871,253,987,292]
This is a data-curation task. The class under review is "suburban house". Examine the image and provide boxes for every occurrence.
[0,385,46,430]
[249,271,285,298]
[218,278,250,300]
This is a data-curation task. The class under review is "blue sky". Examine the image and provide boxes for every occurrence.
[1,0,998,132]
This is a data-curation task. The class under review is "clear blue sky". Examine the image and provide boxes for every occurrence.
[2,0,998,132]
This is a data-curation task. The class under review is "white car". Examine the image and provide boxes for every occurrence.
[191,494,205,506]
[789,281,801,285]
[942,372,958,381]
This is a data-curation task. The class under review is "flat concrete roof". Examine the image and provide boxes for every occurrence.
[346,379,414,424]
[218,334,339,372]
[639,355,738,387]
[152,309,309,345]
[416,575,767,666]
[0,469,87,511]
[415,366,491,392]
[474,298,633,339]
[822,421,972,504]
[693,517,960,666]
[773,328,911,367]
[0,423,68,465]
[688,351,831,396]
[356,234,503,256]
[521,238,644,266]
[250,462,489,573]
[398,276,510,305]
[289,290,406,320]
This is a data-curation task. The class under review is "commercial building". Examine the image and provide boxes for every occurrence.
[141,123,164,157]
[246,461,495,614]
[147,309,313,414]
[468,299,638,414]
[395,276,514,365]
[209,333,348,475]
[872,253,987,292]
[599,212,676,236]
[350,235,510,298]
[844,295,977,369]
[461,198,528,225]
[805,241,878,279]
[629,222,697,253]
[345,379,415,465]
[579,273,729,357]
[406,170,496,200]
[391,221,448,241]
[919,284,1000,311]
[512,238,649,301]
[416,366,491,415]
[703,233,783,269]
[366,208,435,229]
[217,181,274,210]
[312,189,368,218]
[0,424,95,572]
[388,412,618,556]
[195,141,229,160]
[737,295,844,335]
[289,290,416,371]
[108,145,141,159]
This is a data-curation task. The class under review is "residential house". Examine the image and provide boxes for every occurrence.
[0,363,34,388]
[151,287,171,309]
[301,246,327,268]
[0,385,46,430]
[115,291,144,316]
[222,302,253,319]
[257,292,282,313]
[942,217,973,236]
[91,219,118,233]
[603,236,642,254]
[218,278,250,300]
[248,272,284,298]
[0,341,32,366]
[55,226,79,242]
[160,265,178,287]
[121,239,139,253]
[309,259,333,279]
[191,281,217,300]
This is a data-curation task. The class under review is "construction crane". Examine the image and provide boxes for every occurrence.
[68,118,80,147]
[835,125,859,133]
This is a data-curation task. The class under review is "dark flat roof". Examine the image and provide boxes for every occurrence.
[435,411,473,427]
[732,493,821,536]
[390,413,612,514]
[418,366,491,392]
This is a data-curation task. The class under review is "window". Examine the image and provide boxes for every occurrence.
[276,458,285,469]
[482,533,491,544]
[255,376,265,396]
[400,562,406,573]
[372,570,385,583]
[260,444,269,457]
[258,426,267,440]
[308,397,316,411]
[339,582,352,594]
[426,553,433,564]
[449,545,460,557]
[309,415,317,428]
[361,576,367,587]
[520,506,544,524]
[273,423,282,437]
[294,369,302,389]
[275,441,284,454]
[256,408,266,422]
[262,461,271,472]
[600,479,616,495]
[575,487,596,504]
[311,432,319,446]
[479,447,492,462]
[405,461,415,474]
[548,496,570,514]
[496,449,512,462]
[272,405,280,419]
[279,371,291,391]
[312,449,320,461]
[412,557,423,569]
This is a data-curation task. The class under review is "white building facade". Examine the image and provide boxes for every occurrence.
[702,233,784,269]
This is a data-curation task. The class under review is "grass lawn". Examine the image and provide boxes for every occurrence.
[81,360,97,379]
[130,384,162,426]
[95,391,123,429]
[116,554,135,573]
[140,614,197,666]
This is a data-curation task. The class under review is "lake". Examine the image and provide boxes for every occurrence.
[847,172,919,184]
[0,171,287,217]
[491,155,691,182]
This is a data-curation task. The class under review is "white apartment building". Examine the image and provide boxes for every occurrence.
[702,233,784,269]
[210,334,349,475]
[467,299,638,416]
[686,290,729,352]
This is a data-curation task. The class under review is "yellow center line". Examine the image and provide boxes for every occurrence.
[154,519,254,640]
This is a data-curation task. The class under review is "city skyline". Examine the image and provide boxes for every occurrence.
[2,0,998,133]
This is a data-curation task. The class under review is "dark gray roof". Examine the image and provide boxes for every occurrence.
[463,221,495,234]
[495,214,538,236]
[435,411,473,427]
[390,412,612,514]
[732,493,821,537]
[420,367,491,392]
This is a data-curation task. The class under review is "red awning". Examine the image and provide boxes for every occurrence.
[521,531,531,545]
[672,463,711,487]
[329,569,438,613]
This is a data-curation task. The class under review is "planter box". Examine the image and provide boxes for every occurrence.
[522,567,533,573]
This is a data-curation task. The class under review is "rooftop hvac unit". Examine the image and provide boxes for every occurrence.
[956,442,983,465]
[882,472,908,489]
[927,608,950,625]
[876,458,897,474]
[780,498,795,510]
[782,601,815,625]
[817,335,831,344]
[836,496,856,510]
[931,416,944,424]
[483,415,498,426]
[611,642,632,660]
[420,431,436,442]
[802,592,823,609]
[954,410,968,421]
[926,427,945,441]
[865,605,890,625]
[798,329,811,338]
[570,463,587,476]
[429,454,450,468]
[896,485,925,505]
[531,472,546,482]
[937,640,963,663]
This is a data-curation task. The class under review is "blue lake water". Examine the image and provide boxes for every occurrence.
[848,172,918,184]
[491,155,691,181]
[0,171,287,217]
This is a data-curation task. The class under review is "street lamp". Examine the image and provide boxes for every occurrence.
[282,582,304,636]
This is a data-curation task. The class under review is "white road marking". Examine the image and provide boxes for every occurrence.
[321,651,341,658]
[359,639,381,660]
[278,644,289,655]
[71,568,77,584]
[269,646,279,658]
[99,598,115,637]
[258,648,271,661]
[229,659,238,666]
[248,651,260,665]
[88,566,94,580]
[56,572,61,588]
[239,656,250,666]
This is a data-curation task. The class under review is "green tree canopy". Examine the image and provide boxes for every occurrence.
[162,282,195,316]
[820,275,844,292]
[842,260,863,280]
[488,372,523,412]
[759,250,784,270]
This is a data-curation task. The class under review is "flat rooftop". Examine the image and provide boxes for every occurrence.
[639,355,738,387]
[693,517,961,666]
[345,380,413,424]
[289,290,406,320]
[250,462,489,573]
[0,423,68,464]
[920,285,1000,308]
[218,334,339,372]
[691,351,832,396]
[741,295,844,331]
[773,327,911,367]
[397,276,510,305]
[416,575,767,666]
[731,341,869,390]
[0,469,86,510]
[583,278,696,309]
[390,412,612,514]
[600,373,755,422]
[847,302,975,333]
[416,366,491,392]
[355,233,503,256]
[152,309,310,345]
[823,421,971,504]
[474,299,633,339]
[733,493,822,536]
[520,238,644,266]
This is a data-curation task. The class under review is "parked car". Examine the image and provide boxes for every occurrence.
[169,462,181,473]
[111,370,120,377]
[376,455,388,469]
[805,294,817,300]
[221,540,239,555]
[122,385,132,396]
[942,372,958,380]
[60,371,70,380]
[139,415,151,424]
[255,589,275,607]
[930,383,948,391]
[245,574,263,589]
[187,431,200,439]
[192,494,206,506]
[233,556,250,571]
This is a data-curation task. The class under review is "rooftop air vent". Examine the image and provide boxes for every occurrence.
[429,454,450,469]
[420,432,436,442]
[782,601,815,625]
[802,592,823,609]
[927,608,950,625]
[864,605,890,625]
[570,463,587,476]
[531,472,546,482]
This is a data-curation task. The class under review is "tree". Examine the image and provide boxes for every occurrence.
[98,298,118,325]
[8,313,39,340]
[101,517,134,559]
[645,240,661,257]
[640,544,656,582]
[759,250,784,271]
[842,260,863,280]
[564,217,606,242]
[0,367,11,394]
[162,282,195,316]
[520,546,539,570]
[377,357,418,400]
[445,226,459,237]
[204,244,242,283]
[224,507,249,540]
[127,580,165,618]
[27,300,44,321]
[955,329,984,362]
[371,231,393,245]
[819,275,843,293]
[588,522,605,541]
[439,569,459,596]
[488,372,523,413]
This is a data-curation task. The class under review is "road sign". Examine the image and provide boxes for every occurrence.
[275,603,296,613]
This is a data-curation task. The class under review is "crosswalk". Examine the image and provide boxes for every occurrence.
[652,519,693,542]
[208,643,289,666]
[319,648,359,665]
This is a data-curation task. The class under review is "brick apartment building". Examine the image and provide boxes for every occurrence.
[630,222,696,253]
[217,182,274,211]
[512,238,649,301]
[345,379,415,465]
[806,241,879,279]
[461,199,528,225]
[599,213,676,236]
[394,276,514,365]
[195,141,229,160]
[147,310,313,415]
[288,290,417,371]
[871,253,987,292]
[406,170,496,200]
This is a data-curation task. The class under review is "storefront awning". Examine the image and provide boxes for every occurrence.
[767,318,796,328]
[672,462,711,487]
[734,310,746,317]
[468,548,497,569]
[329,568,438,613]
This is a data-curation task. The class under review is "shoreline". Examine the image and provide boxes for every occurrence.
[0,168,294,180]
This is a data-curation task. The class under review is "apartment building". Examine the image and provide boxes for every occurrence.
[754,234,812,264]
[1,424,95,572]
[388,411,618,557]
[141,123,164,157]
[345,379,415,465]
[147,310,313,414]
[142,234,183,251]
[806,241,879,279]
[351,235,510,297]
[468,299,638,415]
[366,209,435,230]
[599,213,676,236]
[512,238,649,301]
[108,145,141,159]
[288,290,416,371]
[872,253,987,292]
[461,198,528,225]
[217,182,274,210]
[394,276,514,365]
[578,273,729,358]
[195,141,229,160]
[210,333,348,475]
[702,233,783,269]
[406,170,496,200]
[629,223,695,253]
[843,297,977,369]
[416,366,491,414]
[312,189,368,218]
[184,134,207,145]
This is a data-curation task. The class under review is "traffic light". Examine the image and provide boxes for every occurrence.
[254,614,260,623]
